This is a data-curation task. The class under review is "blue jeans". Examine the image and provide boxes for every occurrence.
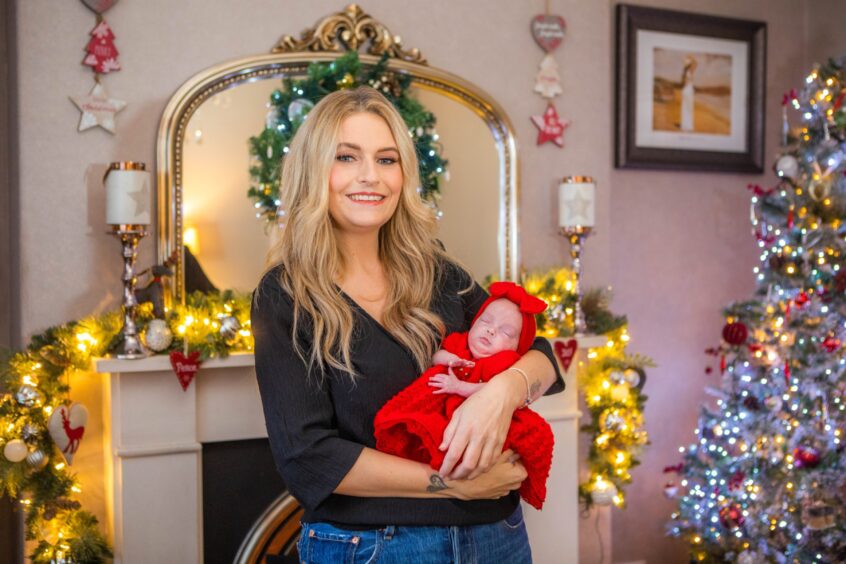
[296,504,532,563]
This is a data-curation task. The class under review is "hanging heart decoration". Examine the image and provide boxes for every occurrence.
[169,350,202,391]
[80,0,119,14]
[531,15,567,53]
[553,338,578,371]
[48,403,89,465]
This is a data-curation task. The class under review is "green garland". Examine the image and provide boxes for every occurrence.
[0,291,253,563]
[247,51,448,224]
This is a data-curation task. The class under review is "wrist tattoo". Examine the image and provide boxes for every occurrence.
[529,380,541,401]
[426,474,450,493]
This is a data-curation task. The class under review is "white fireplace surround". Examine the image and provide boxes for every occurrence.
[84,337,597,563]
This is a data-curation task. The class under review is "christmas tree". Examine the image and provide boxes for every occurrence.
[668,57,846,563]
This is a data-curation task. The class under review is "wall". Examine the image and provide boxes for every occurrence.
[14,0,832,562]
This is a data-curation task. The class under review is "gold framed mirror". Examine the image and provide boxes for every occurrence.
[156,4,520,304]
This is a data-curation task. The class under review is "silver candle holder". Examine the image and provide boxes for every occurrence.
[109,224,150,359]
[560,225,592,335]
[558,175,596,336]
[105,161,152,359]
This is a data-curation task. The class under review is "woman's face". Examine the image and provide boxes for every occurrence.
[467,299,522,359]
[328,112,403,235]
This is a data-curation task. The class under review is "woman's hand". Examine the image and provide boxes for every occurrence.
[438,372,524,479]
[444,450,527,500]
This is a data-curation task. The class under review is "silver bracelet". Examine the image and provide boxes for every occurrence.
[509,367,532,408]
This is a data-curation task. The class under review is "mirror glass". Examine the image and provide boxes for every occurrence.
[181,82,500,292]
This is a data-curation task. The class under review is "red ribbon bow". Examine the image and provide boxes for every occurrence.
[488,282,548,315]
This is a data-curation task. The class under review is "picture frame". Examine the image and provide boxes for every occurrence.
[615,4,767,172]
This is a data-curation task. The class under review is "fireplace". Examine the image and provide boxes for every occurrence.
[87,342,587,563]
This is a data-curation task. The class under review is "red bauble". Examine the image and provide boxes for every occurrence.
[793,446,821,468]
[722,322,748,346]
[794,292,810,307]
[822,336,841,353]
[719,504,745,528]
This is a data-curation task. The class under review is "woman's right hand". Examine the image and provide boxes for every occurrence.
[444,449,527,501]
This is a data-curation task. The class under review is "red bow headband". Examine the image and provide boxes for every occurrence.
[472,281,548,355]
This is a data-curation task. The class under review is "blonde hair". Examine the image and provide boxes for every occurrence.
[260,86,451,377]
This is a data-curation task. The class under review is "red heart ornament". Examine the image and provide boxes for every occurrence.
[553,338,578,371]
[169,350,202,391]
[531,14,567,53]
[48,403,88,465]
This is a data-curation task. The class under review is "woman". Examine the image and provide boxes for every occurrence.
[679,55,697,132]
[251,86,564,563]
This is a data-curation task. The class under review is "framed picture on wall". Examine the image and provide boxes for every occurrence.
[615,5,767,172]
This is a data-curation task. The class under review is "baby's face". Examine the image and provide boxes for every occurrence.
[468,299,522,358]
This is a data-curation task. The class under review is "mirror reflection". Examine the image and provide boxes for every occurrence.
[181,81,500,293]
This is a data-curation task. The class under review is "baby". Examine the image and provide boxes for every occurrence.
[374,281,554,509]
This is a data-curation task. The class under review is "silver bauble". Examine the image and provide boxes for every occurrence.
[15,384,42,407]
[609,371,626,385]
[600,409,625,432]
[25,449,49,470]
[21,423,40,443]
[287,98,315,122]
[590,480,618,506]
[144,319,173,352]
[623,369,641,388]
[813,138,845,177]
[775,154,799,179]
[219,315,241,343]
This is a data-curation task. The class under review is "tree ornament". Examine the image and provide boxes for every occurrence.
[82,20,121,74]
[623,369,642,388]
[26,449,49,470]
[143,319,173,352]
[3,439,29,463]
[802,500,836,530]
[718,503,745,528]
[534,54,562,99]
[531,103,570,147]
[600,409,625,432]
[794,291,810,307]
[793,445,821,468]
[764,395,783,411]
[70,82,126,133]
[15,384,43,407]
[169,350,202,391]
[287,98,315,122]
[808,175,833,201]
[530,14,566,53]
[663,481,679,498]
[21,423,40,443]
[822,335,841,352]
[553,338,577,371]
[610,384,630,402]
[219,315,241,344]
[48,403,88,465]
[609,370,626,385]
[589,478,617,506]
[338,73,355,89]
[812,138,845,177]
[722,321,748,346]
[775,154,799,179]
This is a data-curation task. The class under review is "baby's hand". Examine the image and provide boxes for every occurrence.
[447,358,475,369]
[429,367,464,395]
[432,349,475,369]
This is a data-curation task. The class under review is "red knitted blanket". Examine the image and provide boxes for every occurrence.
[373,332,554,509]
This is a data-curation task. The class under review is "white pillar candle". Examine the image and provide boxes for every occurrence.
[558,176,595,228]
[105,162,151,225]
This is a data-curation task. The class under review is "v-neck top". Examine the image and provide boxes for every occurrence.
[251,260,564,528]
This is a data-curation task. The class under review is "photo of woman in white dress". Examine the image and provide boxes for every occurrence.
[679,55,697,131]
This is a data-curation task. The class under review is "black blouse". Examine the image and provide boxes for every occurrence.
[251,261,564,528]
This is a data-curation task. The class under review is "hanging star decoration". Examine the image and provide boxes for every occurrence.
[531,103,570,147]
[70,82,126,133]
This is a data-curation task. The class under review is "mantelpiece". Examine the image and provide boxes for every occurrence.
[79,336,602,563]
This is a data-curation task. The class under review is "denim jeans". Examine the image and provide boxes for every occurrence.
[296,504,532,563]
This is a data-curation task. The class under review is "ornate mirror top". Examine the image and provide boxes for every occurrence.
[271,4,427,63]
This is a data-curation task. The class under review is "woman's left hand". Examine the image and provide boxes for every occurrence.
[438,374,521,479]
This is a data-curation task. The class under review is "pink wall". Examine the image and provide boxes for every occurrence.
[14,0,844,562]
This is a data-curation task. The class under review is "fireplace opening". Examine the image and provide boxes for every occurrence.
[202,438,302,563]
